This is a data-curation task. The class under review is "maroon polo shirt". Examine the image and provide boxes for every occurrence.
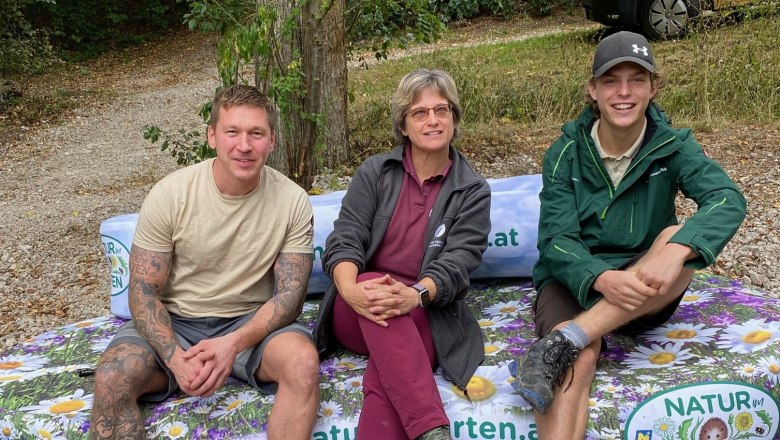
[367,146,452,285]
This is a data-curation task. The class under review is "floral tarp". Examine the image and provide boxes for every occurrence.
[1,271,779,440]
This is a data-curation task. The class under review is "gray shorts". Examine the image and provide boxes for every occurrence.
[108,311,312,402]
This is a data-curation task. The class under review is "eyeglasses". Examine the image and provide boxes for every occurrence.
[408,104,452,122]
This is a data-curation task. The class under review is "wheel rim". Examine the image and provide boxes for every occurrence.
[648,0,689,37]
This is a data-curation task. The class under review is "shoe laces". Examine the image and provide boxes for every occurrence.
[541,337,578,392]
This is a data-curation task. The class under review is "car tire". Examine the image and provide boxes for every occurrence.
[640,0,694,39]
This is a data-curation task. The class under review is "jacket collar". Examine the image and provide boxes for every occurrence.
[388,144,483,191]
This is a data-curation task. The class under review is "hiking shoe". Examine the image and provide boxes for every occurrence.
[510,329,579,414]
[417,426,452,440]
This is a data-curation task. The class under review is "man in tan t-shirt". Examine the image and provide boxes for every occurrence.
[90,85,319,440]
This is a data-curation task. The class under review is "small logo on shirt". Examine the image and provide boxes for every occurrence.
[429,224,446,248]
[649,167,668,177]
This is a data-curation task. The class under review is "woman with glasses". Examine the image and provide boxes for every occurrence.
[314,69,491,440]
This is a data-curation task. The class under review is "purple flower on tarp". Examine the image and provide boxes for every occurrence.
[728,292,767,308]
[707,277,720,284]
[192,424,206,438]
[602,346,627,362]
[729,279,742,287]
[23,344,48,354]
[79,421,90,433]
[507,347,526,357]
[671,306,699,322]
[500,320,524,332]
[711,313,737,326]
[207,427,233,439]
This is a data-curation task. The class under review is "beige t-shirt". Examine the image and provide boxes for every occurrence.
[133,158,314,318]
[591,118,647,187]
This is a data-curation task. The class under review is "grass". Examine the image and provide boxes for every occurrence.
[347,9,780,162]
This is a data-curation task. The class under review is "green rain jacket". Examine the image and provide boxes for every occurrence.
[532,104,747,309]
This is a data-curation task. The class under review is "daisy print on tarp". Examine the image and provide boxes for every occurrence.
[640,323,719,346]
[484,340,509,356]
[624,343,695,370]
[482,300,527,318]
[0,419,18,440]
[209,391,257,419]
[317,400,343,421]
[717,318,780,353]
[0,354,48,373]
[437,366,519,417]
[477,316,514,330]
[19,388,93,421]
[155,421,189,439]
[678,289,715,306]
[758,356,780,385]
[26,419,65,440]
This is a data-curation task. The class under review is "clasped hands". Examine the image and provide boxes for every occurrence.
[594,244,689,312]
[340,274,417,327]
[168,335,239,397]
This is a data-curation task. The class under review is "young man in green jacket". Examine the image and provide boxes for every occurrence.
[511,31,746,439]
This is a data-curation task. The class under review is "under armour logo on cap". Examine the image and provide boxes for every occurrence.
[593,31,655,77]
[632,44,649,56]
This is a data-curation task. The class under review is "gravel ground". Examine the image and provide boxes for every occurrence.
[1,19,778,350]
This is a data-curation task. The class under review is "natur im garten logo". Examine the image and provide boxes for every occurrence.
[100,234,131,296]
[625,382,779,440]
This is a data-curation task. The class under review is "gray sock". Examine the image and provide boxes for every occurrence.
[560,322,591,349]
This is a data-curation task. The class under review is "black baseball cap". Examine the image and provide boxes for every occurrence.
[593,31,655,77]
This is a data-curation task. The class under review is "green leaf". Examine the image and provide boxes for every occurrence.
[678,418,693,440]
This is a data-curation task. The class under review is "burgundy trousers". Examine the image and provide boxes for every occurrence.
[332,272,450,439]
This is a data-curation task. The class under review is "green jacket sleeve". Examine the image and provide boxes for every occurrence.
[667,134,747,268]
[536,137,614,307]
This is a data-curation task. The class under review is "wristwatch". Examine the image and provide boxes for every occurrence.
[412,283,431,308]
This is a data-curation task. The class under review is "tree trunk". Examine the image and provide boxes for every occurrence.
[268,0,348,189]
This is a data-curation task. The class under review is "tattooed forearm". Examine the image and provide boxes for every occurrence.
[128,246,178,364]
[267,252,313,333]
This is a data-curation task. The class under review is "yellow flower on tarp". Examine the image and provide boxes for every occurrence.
[483,341,508,356]
[717,318,780,354]
[156,421,189,439]
[624,343,694,369]
[437,366,518,416]
[758,356,780,385]
[0,354,48,372]
[477,317,513,330]
[734,412,753,432]
[642,323,719,345]
[679,290,714,305]
[0,420,19,440]
[20,389,94,418]
[209,391,257,419]
[26,419,64,440]
[317,400,343,420]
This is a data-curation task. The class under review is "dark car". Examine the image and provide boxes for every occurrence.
[582,0,755,40]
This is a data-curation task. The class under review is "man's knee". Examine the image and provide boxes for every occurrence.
[260,335,320,388]
[94,343,161,399]
[281,342,320,388]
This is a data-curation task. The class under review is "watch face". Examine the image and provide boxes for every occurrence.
[413,283,431,307]
[421,290,431,307]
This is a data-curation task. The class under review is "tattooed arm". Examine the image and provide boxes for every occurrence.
[128,245,210,395]
[182,252,313,395]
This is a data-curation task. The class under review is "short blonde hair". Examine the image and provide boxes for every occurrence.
[391,69,463,144]
[209,84,277,133]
